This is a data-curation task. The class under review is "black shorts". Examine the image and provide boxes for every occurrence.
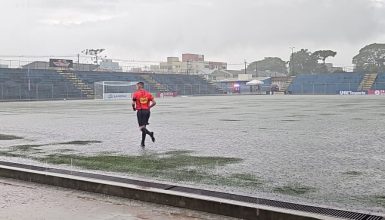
[137,109,150,126]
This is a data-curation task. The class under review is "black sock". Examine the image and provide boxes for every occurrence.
[141,131,146,144]
[142,127,152,136]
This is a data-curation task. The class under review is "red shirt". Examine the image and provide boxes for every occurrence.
[132,89,153,110]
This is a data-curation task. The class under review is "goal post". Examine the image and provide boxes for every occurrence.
[94,81,138,100]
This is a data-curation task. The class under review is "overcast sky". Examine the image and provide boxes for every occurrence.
[1,0,384,68]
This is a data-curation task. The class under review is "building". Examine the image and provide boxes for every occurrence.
[131,67,143,72]
[208,61,227,70]
[325,63,344,73]
[159,53,227,74]
[182,53,204,62]
[98,59,122,72]
[160,57,182,73]
[150,65,160,72]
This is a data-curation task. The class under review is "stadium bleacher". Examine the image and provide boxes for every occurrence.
[3,67,383,101]
[74,71,222,95]
[373,73,385,90]
[0,68,82,101]
[151,74,223,95]
[0,68,225,101]
[287,72,365,94]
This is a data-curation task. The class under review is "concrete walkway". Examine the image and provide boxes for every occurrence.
[0,177,237,220]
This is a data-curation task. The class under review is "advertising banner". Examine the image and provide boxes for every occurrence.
[367,90,385,95]
[103,93,132,100]
[157,92,178,98]
[339,91,366,95]
[49,59,74,68]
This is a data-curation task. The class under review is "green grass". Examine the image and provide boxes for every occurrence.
[163,150,194,155]
[371,196,385,207]
[55,140,102,145]
[0,150,21,157]
[0,134,23,140]
[1,140,102,157]
[219,173,264,187]
[40,152,241,174]
[342,171,362,176]
[231,173,264,184]
[0,144,43,157]
[0,147,267,188]
[219,119,242,122]
[165,169,210,182]
[273,184,316,195]
[162,171,265,187]
[11,144,44,152]
[56,149,76,153]
[35,151,268,187]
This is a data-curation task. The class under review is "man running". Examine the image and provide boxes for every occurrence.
[132,82,156,147]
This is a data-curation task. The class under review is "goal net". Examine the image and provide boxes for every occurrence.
[94,81,138,100]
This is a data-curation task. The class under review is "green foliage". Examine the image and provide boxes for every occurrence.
[289,49,339,75]
[289,49,318,75]
[247,57,288,75]
[353,43,385,72]
[312,50,337,64]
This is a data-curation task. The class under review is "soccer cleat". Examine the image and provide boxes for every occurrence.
[141,142,145,147]
[150,132,155,143]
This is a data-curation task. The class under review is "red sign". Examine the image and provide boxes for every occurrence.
[49,59,73,68]
[367,90,385,95]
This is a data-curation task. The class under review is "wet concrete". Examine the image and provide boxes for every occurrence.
[0,177,237,220]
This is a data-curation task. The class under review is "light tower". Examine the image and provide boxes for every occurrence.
[81,49,105,64]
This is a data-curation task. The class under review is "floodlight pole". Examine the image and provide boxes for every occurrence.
[81,49,105,65]
[102,81,105,100]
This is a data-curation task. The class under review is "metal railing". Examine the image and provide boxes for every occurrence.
[287,82,385,95]
[0,83,88,101]
[214,82,385,95]
[0,82,222,101]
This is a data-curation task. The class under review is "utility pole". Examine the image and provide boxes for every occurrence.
[255,60,258,78]
[289,47,295,75]
[244,59,247,75]
[186,60,190,75]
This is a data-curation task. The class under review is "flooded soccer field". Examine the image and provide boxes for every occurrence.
[1,95,385,214]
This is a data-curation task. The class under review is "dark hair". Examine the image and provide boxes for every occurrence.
[137,82,144,86]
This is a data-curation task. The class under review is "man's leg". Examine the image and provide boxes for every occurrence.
[141,129,146,147]
[142,110,155,142]
[141,126,155,142]
[138,110,147,147]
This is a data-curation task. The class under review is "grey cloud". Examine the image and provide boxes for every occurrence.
[0,0,384,66]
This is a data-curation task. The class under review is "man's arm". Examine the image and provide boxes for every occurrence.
[149,99,156,109]
[132,97,137,111]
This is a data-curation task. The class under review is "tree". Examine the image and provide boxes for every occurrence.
[312,50,337,64]
[311,50,337,74]
[247,57,287,75]
[352,43,385,72]
[289,49,318,75]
